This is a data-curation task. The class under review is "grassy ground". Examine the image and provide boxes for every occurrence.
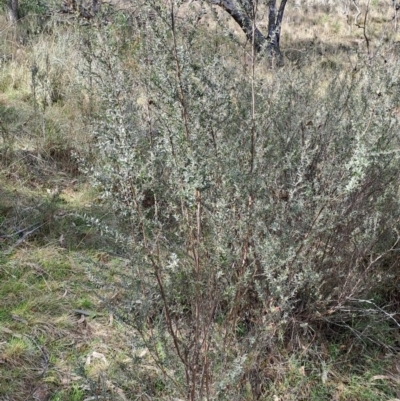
[1,1,400,400]
[0,148,111,400]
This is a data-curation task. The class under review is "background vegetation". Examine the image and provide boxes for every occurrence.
[1,1,400,400]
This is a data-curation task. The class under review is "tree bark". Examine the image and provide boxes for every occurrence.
[6,0,19,24]
[92,0,100,15]
[209,0,266,52]
[266,0,288,61]
[209,0,288,64]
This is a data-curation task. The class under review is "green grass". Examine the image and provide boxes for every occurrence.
[261,352,398,401]
[50,384,85,401]
[0,156,119,400]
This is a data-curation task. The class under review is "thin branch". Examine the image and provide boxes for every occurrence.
[170,1,190,143]
[348,298,400,329]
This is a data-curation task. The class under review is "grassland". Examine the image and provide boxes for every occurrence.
[1,1,400,400]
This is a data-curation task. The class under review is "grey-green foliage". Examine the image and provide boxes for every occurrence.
[87,1,400,398]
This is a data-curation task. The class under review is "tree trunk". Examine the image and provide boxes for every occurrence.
[92,0,100,15]
[209,0,288,65]
[266,0,288,63]
[6,0,19,24]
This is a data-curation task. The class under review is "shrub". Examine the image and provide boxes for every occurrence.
[87,1,400,398]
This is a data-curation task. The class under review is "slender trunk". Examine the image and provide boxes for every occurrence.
[6,0,18,24]
[210,0,288,65]
[210,0,265,52]
[266,0,288,64]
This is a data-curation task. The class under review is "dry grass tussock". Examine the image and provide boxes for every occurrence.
[0,15,90,157]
